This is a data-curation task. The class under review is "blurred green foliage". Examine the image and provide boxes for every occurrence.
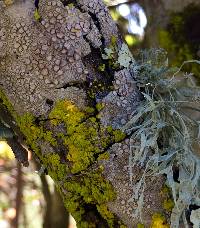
[159,4,200,80]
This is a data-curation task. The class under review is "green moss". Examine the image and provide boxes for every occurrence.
[17,113,40,153]
[106,126,126,142]
[64,121,100,173]
[87,79,112,103]
[84,172,116,204]
[107,126,113,133]
[0,90,57,152]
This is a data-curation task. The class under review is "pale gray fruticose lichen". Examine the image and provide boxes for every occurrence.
[121,50,200,227]
[190,208,200,228]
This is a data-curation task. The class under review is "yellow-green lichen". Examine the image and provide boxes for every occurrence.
[62,169,116,227]
[98,152,110,161]
[106,126,126,142]
[17,113,57,151]
[112,129,126,142]
[150,213,170,228]
[49,100,84,128]
[110,35,117,47]
[0,91,124,227]
[49,100,126,173]
[0,90,18,119]
[0,90,41,155]
[163,199,174,212]
[160,185,174,212]
[67,3,74,8]
[0,89,57,152]
[97,204,114,227]
[85,106,95,114]
[98,64,106,72]
[96,102,104,112]
[119,225,127,228]
[137,223,145,228]
[43,153,67,181]
[34,9,41,21]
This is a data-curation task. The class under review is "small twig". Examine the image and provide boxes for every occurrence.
[13,162,23,228]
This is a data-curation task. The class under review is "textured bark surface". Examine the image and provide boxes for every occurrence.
[0,0,165,227]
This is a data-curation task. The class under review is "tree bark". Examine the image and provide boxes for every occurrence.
[0,0,166,227]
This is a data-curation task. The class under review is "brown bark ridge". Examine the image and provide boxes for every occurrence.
[0,0,165,227]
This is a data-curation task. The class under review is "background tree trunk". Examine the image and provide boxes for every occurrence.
[138,0,200,47]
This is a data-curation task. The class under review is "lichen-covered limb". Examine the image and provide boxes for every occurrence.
[0,0,165,227]
[0,102,29,166]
